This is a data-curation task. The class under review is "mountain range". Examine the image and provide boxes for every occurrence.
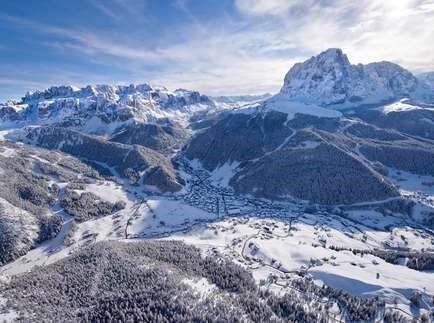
[1,48,434,322]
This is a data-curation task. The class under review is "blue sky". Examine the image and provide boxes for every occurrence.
[1,0,433,101]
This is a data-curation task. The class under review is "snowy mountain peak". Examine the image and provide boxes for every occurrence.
[315,48,350,65]
[279,48,432,109]
[22,83,157,103]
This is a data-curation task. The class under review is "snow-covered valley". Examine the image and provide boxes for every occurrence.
[1,148,434,321]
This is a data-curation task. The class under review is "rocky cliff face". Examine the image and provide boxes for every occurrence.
[1,84,216,134]
[418,71,434,89]
[279,48,432,108]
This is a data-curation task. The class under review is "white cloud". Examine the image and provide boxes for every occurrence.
[285,0,434,71]
[235,0,300,15]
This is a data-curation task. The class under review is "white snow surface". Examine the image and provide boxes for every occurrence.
[182,277,217,299]
[166,215,434,314]
[378,99,434,114]
[0,295,18,322]
[1,151,434,318]
[0,147,16,158]
[259,95,342,120]
[209,162,240,187]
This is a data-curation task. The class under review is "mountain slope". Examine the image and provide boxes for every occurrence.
[183,49,434,204]
[110,121,189,155]
[24,126,184,191]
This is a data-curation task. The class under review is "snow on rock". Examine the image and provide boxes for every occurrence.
[0,146,16,158]
[0,295,18,322]
[0,84,218,134]
[279,48,432,109]
[418,71,434,89]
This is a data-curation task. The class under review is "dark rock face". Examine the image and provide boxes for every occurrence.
[0,105,22,122]
[24,126,183,192]
[418,71,434,89]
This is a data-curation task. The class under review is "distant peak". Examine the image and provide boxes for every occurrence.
[279,48,428,107]
[321,48,343,56]
[315,48,350,64]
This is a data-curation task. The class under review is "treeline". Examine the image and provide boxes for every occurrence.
[361,143,434,176]
[61,186,125,222]
[372,249,434,271]
[0,148,65,265]
[25,126,183,191]
[329,245,434,271]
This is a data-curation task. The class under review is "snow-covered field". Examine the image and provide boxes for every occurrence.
[165,214,434,317]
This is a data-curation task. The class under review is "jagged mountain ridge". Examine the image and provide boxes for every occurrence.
[0,84,216,135]
[183,49,434,204]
